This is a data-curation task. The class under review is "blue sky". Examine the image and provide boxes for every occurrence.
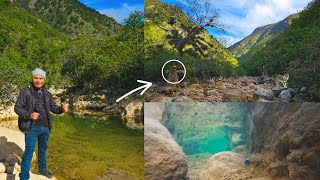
[79,0,144,24]
[161,0,313,47]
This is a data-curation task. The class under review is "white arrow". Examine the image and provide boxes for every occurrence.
[116,80,152,102]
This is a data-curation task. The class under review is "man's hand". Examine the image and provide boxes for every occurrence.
[62,102,69,113]
[30,112,39,120]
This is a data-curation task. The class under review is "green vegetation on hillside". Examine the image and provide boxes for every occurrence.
[241,0,320,99]
[229,13,299,62]
[0,0,143,96]
[13,0,118,36]
[145,0,238,82]
[0,0,68,87]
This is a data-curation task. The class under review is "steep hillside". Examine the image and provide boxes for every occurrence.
[241,0,320,99]
[0,0,143,94]
[12,0,118,36]
[145,0,238,80]
[229,13,299,62]
[0,0,68,87]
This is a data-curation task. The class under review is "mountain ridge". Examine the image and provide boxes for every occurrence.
[228,13,299,62]
[12,0,119,36]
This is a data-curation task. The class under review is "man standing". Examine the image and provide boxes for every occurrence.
[14,68,68,179]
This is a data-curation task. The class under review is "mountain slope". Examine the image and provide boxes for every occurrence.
[228,13,299,62]
[0,0,68,87]
[146,0,237,65]
[145,0,238,80]
[12,0,118,36]
[1,0,143,94]
[242,0,320,99]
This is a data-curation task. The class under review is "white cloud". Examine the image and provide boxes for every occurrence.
[212,0,312,46]
[99,3,144,23]
[162,0,311,46]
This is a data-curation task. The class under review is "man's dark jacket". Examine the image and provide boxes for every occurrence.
[14,85,63,132]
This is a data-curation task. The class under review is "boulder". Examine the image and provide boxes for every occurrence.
[256,98,270,102]
[272,86,284,97]
[122,100,143,118]
[173,96,193,102]
[147,93,173,102]
[6,166,14,174]
[206,89,219,96]
[6,142,23,159]
[144,118,188,180]
[287,88,298,96]
[0,143,12,162]
[279,90,292,102]
[222,89,247,102]
[257,77,265,84]
[254,87,274,101]
[5,154,17,166]
[199,152,251,180]
[0,128,37,164]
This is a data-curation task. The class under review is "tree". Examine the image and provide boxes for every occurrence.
[146,0,225,60]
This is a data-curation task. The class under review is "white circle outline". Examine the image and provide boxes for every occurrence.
[161,59,186,85]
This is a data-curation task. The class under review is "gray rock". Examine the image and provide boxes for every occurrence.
[222,89,247,102]
[206,89,219,96]
[147,93,173,102]
[199,152,250,179]
[6,142,23,159]
[279,90,292,102]
[272,86,285,97]
[6,166,14,174]
[0,144,12,162]
[0,137,7,144]
[254,87,275,101]
[173,96,193,102]
[256,98,270,102]
[5,154,17,166]
[144,118,188,180]
[265,77,275,83]
[288,88,298,96]
[5,174,16,180]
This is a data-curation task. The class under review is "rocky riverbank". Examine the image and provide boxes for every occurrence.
[0,86,144,129]
[0,126,55,180]
[145,76,316,102]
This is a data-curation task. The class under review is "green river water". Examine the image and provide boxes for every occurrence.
[33,114,144,180]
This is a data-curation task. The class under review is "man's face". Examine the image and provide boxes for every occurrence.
[32,75,45,89]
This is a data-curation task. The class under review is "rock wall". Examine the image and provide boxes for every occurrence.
[248,103,320,180]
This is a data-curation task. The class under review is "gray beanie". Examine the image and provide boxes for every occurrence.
[32,68,46,80]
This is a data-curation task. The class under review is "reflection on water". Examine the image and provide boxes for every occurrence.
[42,114,143,180]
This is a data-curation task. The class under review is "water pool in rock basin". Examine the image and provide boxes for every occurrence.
[33,114,144,180]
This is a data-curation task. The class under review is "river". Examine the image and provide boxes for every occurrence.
[34,114,144,179]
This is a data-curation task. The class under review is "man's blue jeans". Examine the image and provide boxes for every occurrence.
[19,123,50,180]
